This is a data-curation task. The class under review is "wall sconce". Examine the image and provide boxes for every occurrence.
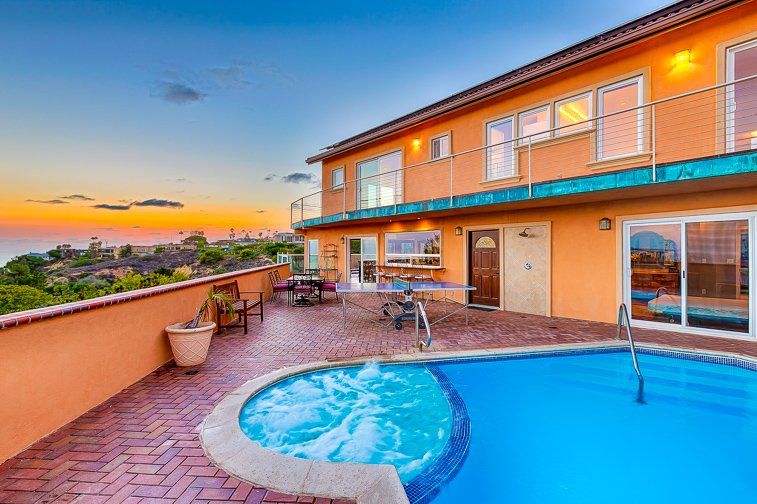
[454,226,463,236]
[673,49,691,68]
[599,217,612,231]
[412,138,422,149]
[340,236,345,244]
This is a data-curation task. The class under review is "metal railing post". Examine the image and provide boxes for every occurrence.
[300,198,304,227]
[651,103,657,182]
[290,202,293,228]
[527,137,533,198]
[342,182,346,219]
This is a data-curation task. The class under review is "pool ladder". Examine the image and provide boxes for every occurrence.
[415,302,432,351]
[617,303,645,403]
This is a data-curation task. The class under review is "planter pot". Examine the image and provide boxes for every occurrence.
[165,321,216,366]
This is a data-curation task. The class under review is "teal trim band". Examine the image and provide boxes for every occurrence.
[291,151,756,229]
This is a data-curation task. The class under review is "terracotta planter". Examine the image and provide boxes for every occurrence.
[165,321,216,366]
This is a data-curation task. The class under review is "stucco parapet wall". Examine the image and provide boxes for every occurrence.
[201,341,757,503]
[0,263,286,331]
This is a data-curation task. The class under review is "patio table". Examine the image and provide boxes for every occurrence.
[286,275,324,306]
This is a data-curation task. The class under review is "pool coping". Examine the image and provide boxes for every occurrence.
[199,340,756,504]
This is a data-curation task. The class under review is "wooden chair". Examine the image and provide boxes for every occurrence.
[212,280,263,335]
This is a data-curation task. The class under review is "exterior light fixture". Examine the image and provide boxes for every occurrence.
[454,226,463,236]
[412,138,422,149]
[674,49,691,67]
[340,236,345,244]
[599,217,612,231]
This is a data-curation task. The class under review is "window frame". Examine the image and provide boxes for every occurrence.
[596,76,644,160]
[725,38,757,153]
[307,239,319,269]
[517,104,551,145]
[384,230,442,267]
[356,150,403,209]
[331,166,344,190]
[485,116,515,181]
[554,91,593,136]
[430,133,451,160]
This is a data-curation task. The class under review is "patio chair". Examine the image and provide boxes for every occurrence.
[213,280,263,335]
[320,271,342,301]
[288,274,315,306]
[268,271,289,301]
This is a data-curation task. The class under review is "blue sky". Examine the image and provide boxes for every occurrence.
[0,0,669,264]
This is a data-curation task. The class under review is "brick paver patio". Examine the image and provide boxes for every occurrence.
[1,296,754,503]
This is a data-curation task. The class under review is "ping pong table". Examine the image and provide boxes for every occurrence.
[336,281,475,331]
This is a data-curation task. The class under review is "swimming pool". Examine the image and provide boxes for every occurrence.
[237,348,756,503]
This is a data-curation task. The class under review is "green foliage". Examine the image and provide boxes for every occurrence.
[0,256,46,288]
[0,285,52,315]
[70,256,96,268]
[154,246,165,253]
[47,249,62,260]
[236,247,261,261]
[183,235,208,247]
[112,272,144,292]
[119,244,132,258]
[199,248,225,265]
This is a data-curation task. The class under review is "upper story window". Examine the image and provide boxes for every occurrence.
[518,105,550,144]
[597,76,643,160]
[486,117,514,180]
[555,92,592,135]
[430,134,450,160]
[331,167,344,189]
[726,38,757,153]
[356,151,402,209]
[385,230,441,267]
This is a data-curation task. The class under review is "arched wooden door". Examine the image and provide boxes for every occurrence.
[469,230,500,307]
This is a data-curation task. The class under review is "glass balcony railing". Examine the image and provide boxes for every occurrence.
[292,75,757,228]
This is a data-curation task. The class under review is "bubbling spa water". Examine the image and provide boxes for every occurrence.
[239,361,452,482]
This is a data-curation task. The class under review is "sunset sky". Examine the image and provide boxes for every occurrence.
[0,0,667,265]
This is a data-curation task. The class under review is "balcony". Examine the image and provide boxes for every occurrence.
[292,76,757,229]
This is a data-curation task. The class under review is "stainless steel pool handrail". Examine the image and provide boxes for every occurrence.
[416,301,432,350]
[617,303,645,400]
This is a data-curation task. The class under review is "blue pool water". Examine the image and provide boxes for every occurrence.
[240,350,756,503]
[239,361,452,482]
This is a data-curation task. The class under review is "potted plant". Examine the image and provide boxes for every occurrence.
[165,288,235,366]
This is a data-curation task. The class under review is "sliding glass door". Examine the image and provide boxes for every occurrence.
[624,213,754,338]
[348,237,377,283]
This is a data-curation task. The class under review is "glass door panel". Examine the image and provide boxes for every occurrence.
[685,220,749,333]
[357,159,379,210]
[348,237,377,283]
[629,224,682,324]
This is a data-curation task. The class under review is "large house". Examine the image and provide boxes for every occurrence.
[292,0,757,340]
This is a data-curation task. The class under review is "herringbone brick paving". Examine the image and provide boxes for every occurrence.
[1,295,754,503]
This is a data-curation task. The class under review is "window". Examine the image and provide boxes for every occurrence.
[430,134,450,159]
[357,151,402,209]
[725,39,757,152]
[307,239,319,269]
[385,231,441,267]
[485,117,514,180]
[555,92,592,135]
[331,167,344,189]
[518,105,550,144]
[597,77,643,159]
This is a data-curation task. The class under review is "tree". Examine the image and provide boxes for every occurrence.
[46,249,62,260]
[199,248,224,265]
[0,285,52,315]
[182,235,208,248]
[119,244,133,258]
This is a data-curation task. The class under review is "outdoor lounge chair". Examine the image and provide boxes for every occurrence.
[213,280,263,335]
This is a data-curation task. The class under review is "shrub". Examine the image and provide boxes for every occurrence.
[236,247,261,261]
[0,285,52,315]
[199,248,225,265]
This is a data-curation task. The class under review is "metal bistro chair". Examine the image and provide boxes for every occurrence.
[288,274,315,307]
[320,271,342,301]
[268,271,289,301]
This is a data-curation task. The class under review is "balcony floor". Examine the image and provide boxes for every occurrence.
[1,296,755,503]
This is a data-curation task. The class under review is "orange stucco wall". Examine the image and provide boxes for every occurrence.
[0,263,290,462]
[301,186,757,324]
[316,2,756,217]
